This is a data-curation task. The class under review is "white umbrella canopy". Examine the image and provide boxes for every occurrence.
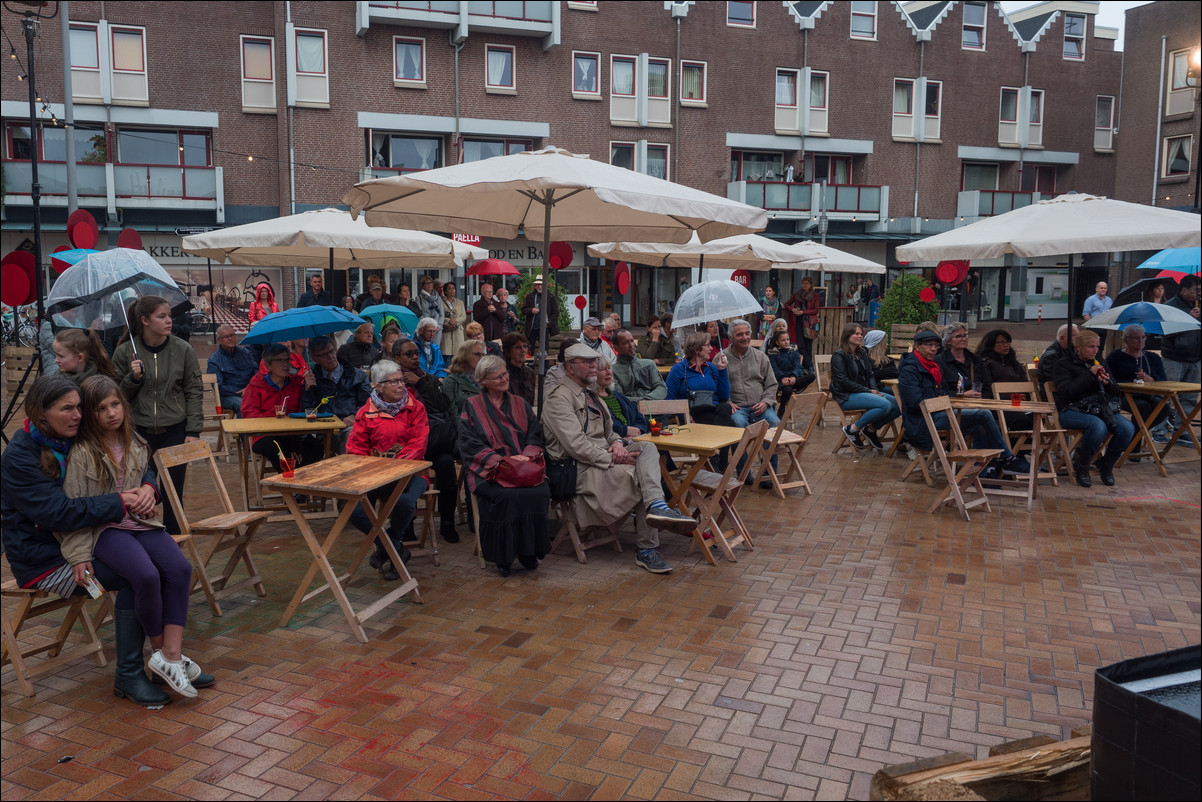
[342,146,767,244]
[588,232,815,272]
[895,193,1202,262]
[671,280,763,329]
[791,240,887,274]
[180,208,488,269]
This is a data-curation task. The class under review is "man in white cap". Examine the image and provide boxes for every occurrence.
[521,274,559,347]
[543,343,697,574]
[579,316,617,364]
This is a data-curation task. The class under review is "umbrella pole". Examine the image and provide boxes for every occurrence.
[119,299,139,362]
[536,191,554,416]
[207,258,216,345]
[1066,252,1074,335]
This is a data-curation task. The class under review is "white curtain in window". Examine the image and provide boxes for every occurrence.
[243,40,272,81]
[397,42,421,80]
[1171,53,1188,89]
[832,158,849,184]
[776,72,796,106]
[1029,92,1042,123]
[1166,138,1191,174]
[682,65,703,100]
[297,33,324,73]
[1000,91,1017,120]
[487,49,512,86]
[1095,98,1112,128]
[574,56,595,92]
[371,133,387,167]
[409,138,438,169]
[893,82,912,114]
[809,75,826,109]
[646,149,667,179]
[613,60,634,95]
[112,30,143,72]
[647,63,667,97]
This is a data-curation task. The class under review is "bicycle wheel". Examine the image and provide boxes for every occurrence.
[17,321,38,347]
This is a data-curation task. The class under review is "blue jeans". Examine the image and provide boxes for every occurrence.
[841,392,900,431]
[1163,357,1200,419]
[930,410,1011,457]
[731,404,781,473]
[1058,408,1135,462]
[349,475,429,549]
[220,394,243,415]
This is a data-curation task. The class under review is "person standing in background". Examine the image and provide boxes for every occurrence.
[1082,281,1112,322]
[297,273,332,307]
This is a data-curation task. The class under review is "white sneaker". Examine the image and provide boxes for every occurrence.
[148,651,198,698]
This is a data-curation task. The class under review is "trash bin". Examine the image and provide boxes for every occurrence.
[1091,643,1201,801]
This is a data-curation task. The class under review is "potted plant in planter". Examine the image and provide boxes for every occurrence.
[875,273,939,341]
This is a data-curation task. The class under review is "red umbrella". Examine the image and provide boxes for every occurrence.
[466,258,519,276]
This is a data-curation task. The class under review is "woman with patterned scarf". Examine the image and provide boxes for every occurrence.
[345,359,430,581]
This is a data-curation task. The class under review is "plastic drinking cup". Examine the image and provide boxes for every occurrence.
[280,458,294,478]
[1011,393,1022,407]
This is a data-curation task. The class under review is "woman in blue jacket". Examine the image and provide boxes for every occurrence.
[0,375,184,705]
[666,331,732,427]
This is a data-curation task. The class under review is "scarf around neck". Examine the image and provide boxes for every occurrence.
[26,419,70,480]
[371,387,407,416]
[914,352,942,387]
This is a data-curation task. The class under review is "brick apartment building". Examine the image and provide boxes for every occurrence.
[2,1,1198,328]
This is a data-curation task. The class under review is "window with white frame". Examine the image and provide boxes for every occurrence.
[893,79,913,115]
[1063,13,1085,60]
[486,45,515,92]
[1167,49,1194,116]
[1029,89,1043,124]
[1094,95,1114,150]
[611,142,634,170]
[1000,87,1018,122]
[648,58,669,98]
[612,56,636,96]
[1162,135,1193,178]
[241,36,275,111]
[776,69,798,107]
[69,23,102,102]
[961,162,999,191]
[851,1,877,40]
[681,60,706,105]
[810,71,828,111]
[962,1,986,50]
[463,137,532,162]
[924,80,942,140]
[368,133,442,173]
[730,151,783,182]
[1020,165,1056,194]
[292,28,329,106]
[646,144,668,179]
[567,1,598,9]
[110,25,148,105]
[394,37,425,86]
[572,51,600,97]
[727,1,755,27]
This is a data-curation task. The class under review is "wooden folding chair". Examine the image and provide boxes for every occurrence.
[888,323,919,353]
[919,396,1002,521]
[757,391,826,498]
[468,493,486,570]
[549,500,622,565]
[684,420,769,562]
[404,487,441,566]
[2,576,107,697]
[993,381,1062,484]
[201,373,232,459]
[154,442,270,609]
[639,399,699,478]
[892,382,940,486]
[812,355,840,426]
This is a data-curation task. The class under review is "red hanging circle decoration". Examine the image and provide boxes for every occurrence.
[574,295,587,310]
[919,287,937,303]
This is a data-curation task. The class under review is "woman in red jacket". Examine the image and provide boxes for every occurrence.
[248,282,278,326]
[241,344,323,472]
[346,359,430,581]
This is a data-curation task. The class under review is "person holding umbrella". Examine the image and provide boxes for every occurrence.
[112,296,204,537]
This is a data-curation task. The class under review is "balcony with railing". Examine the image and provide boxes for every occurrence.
[365,0,556,37]
[956,189,1042,218]
[2,159,225,221]
[727,181,888,220]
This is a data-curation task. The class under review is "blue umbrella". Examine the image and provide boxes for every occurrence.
[1135,247,1201,275]
[357,303,419,335]
[52,248,101,266]
[241,305,366,345]
[1084,301,1201,336]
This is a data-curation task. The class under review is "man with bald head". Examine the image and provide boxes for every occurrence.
[1082,281,1112,322]
[207,324,258,414]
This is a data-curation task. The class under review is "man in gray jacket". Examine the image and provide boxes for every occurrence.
[724,319,779,486]
[611,330,666,401]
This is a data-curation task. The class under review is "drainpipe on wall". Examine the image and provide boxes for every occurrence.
[1153,36,1167,205]
[61,2,77,214]
[912,41,924,220]
[673,15,680,182]
[286,2,297,296]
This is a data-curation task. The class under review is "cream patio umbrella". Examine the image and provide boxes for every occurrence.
[588,232,820,272]
[895,193,1202,328]
[791,240,887,274]
[342,146,768,408]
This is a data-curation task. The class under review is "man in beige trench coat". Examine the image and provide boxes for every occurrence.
[543,344,698,574]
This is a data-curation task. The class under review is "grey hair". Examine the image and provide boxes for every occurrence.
[370,359,403,384]
[729,318,752,335]
[941,322,967,347]
[1123,324,1146,338]
[216,323,235,337]
[762,319,788,351]
[418,316,439,332]
[475,354,507,383]
[1056,323,1080,341]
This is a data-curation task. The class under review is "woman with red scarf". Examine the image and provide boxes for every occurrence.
[897,329,1029,480]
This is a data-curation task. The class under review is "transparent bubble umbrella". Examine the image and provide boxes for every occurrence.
[45,248,188,332]
[670,280,763,329]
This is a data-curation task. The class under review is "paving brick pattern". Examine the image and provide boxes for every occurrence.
[4,423,1199,800]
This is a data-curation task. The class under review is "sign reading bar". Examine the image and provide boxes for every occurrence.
[452,234,481,246]
[730,269,752,288]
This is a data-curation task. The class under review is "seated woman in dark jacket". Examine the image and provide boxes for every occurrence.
[502,332,537,406]
[766,327,814,410]
[898,330,1029,479]
[1051,330,1135,488]
[864,329,898,383]
[0,376,174,705]
[937,322,985,396]
[976,328,1031,431]
[1105,324,1170,439]
[829,323,899,452]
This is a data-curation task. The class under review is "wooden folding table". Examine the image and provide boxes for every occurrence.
[949,397,1057,513]
[262,454,429,643]
[222,416,345,511]
[1115,381,1201,476]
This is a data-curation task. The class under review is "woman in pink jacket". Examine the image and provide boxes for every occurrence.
[345,359,429,580]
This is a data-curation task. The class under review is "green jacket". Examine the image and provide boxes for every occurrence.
[442,371,481,417]
[113,335,204,436]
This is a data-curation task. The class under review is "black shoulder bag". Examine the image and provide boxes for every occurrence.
[545,397,588,501]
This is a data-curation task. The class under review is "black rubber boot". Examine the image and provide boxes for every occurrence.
[1095,450,1118,486]
[112,609,170,706]
[1073,455,1092,488]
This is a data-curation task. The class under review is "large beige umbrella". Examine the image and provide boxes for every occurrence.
[342,146,767,406]
[895,193,1202,328]
[791,240,886,274]
[181,208,487,269]
[588,232,819,272]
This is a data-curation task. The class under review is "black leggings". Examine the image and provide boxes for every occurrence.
[139,421,187,535]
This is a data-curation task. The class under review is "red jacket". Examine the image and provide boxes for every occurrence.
[248,282,278,324]
[346,394,429,463]
[241,372,305,443]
